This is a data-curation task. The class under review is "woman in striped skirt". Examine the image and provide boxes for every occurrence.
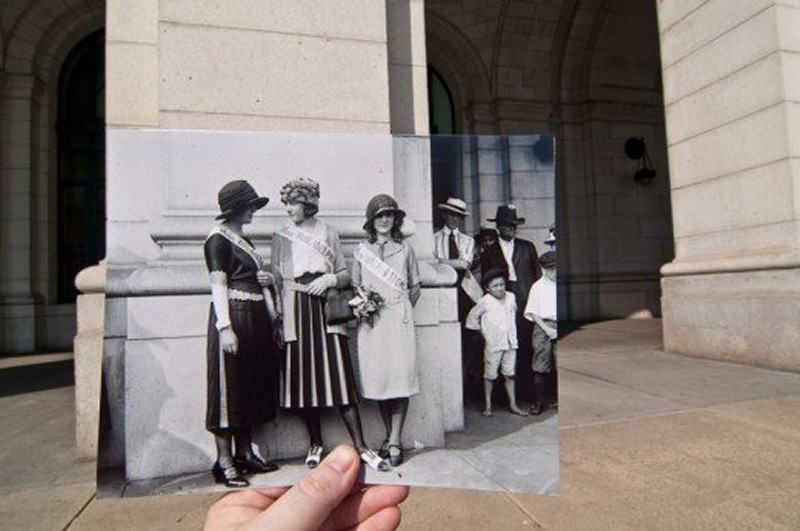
[271,178,388,472]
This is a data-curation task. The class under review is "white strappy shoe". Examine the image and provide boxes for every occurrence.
[359,448,390,472]
[305,445,323,468]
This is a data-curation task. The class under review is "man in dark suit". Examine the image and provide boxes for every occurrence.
[481,204,542,404]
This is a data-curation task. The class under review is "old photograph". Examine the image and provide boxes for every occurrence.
[97,130,557,497]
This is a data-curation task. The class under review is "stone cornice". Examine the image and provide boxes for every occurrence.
[104,260,456,298]
[661,249,800,277]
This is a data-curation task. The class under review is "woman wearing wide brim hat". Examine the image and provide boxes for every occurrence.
[353,193,421,467]
[204,179,280,487]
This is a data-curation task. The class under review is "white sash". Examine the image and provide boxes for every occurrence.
[354,243,406,294]
[277,223,335,268]
[208,226,265,270]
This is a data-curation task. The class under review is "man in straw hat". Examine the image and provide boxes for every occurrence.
[480,204,542,405]
[433,197,483,402]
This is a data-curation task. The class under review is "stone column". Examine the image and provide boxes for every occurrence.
[0,74,36,353]
[74,262,106,460]
[658,1,800,370]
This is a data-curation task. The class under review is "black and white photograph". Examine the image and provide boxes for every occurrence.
[96,131,558,497]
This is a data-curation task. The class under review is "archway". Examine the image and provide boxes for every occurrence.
[56,30,106,303]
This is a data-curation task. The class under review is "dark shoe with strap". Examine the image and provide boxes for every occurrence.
[212,462,249,488]
[378,439,390,459]
[235,454,279,474]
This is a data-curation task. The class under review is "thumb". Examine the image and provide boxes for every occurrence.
[245,445,360,531]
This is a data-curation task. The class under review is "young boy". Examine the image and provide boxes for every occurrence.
[524,251,557,415]
[465,268,527,417]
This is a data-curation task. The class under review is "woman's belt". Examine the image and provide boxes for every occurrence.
[228,288,264,301]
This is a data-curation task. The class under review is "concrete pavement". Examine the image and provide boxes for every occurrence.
[2,319,800,530]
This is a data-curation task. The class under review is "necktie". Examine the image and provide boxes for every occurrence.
[448,232,459,259]
[379,242,387,260]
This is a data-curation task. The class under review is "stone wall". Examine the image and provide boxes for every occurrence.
[658,0,800,370]
[425,0,673,321]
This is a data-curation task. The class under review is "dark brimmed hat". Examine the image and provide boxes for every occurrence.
[437,197,469,217]
[363,194,406,230]
[475,226,498,241]
[488,204,525,226]
[481,268,508,288]
[216,180,269,220]
[538,251,556,269]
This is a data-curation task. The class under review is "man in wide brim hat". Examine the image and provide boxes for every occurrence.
[433,196,474,273]
[487,204,525,226]
[433,197,481,403]
[480,203,542,404]
[437,197,470,217]
[216,180,269,220]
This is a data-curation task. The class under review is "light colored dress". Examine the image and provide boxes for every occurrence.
[352,240,420,400]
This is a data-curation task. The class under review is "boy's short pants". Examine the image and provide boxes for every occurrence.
[484,348,516,379]
[532,323,555,373]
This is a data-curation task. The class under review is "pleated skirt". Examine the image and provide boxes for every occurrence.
[282,291,358,409]
[206,300,279,432]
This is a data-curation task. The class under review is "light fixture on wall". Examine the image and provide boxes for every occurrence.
[624,137,657,184]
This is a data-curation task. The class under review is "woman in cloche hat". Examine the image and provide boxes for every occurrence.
[204,180,280,487]
[351,194,421,466]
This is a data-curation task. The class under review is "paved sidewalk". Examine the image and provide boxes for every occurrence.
[2,319,800,530]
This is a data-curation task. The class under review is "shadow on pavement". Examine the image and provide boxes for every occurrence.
[0,359,74,397]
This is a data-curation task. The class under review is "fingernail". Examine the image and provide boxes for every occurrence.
[326,446,356,474]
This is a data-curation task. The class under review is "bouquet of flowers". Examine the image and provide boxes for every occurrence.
[348,285,385,327]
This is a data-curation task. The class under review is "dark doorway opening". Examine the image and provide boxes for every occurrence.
[56,30,105,303]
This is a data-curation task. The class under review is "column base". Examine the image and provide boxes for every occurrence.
[662,264,800,372]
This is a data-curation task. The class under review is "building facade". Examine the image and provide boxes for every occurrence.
[1,1,798,368]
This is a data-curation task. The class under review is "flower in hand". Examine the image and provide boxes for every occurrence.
[348,285,385,327]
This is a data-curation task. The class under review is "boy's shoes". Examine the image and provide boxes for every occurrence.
[528,402,543,416]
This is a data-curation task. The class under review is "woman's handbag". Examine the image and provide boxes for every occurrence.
[325,286,356,325]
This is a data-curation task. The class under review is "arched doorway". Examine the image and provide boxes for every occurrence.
[56,30,105,303]
[428,66,464,230]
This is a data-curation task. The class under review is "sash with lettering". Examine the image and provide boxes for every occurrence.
[207,225,278,318]
[276,222,347,340]
[208,225,265,270]
[276,223,335,269]
[353,243,407,294]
